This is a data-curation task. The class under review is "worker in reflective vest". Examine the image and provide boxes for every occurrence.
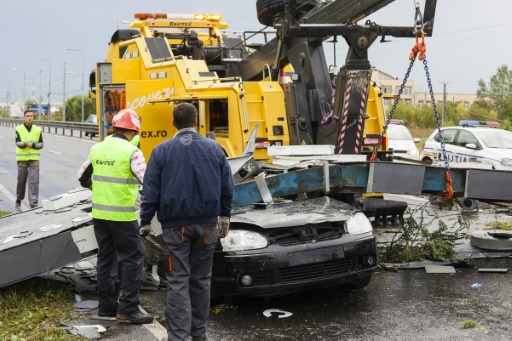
[77,109,153,324]
[15,110,43,209]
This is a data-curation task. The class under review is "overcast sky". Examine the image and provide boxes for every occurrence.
[1,0,511,106]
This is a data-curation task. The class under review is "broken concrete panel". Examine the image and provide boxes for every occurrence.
[425,265,456,274]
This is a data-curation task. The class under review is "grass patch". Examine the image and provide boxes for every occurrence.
[460,320,477,329]
[0,277,86,340]
[0,209,10,217]
[485,221,512,231]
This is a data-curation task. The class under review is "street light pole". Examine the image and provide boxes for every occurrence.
[66,48,85,122]
[12,67,26,111]
[35,58,52,120]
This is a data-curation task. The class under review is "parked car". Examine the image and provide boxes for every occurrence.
[85,114,98,137]
[387,120,420,161]
[420,124,512,170]
[211,196,377,300]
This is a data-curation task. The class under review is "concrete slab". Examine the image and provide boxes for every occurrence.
[425,265,456,273]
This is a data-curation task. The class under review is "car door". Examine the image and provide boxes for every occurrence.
[453,130,482,163]
[434,129,458,162]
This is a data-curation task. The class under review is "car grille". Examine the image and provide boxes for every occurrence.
[279,258,352,283]
[246,258,353,286]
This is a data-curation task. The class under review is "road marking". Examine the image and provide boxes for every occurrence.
[140,306,168,339]
[0,167,28,209]
[48,149,62,155]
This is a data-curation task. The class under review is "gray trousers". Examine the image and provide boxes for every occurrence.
[16,160,40,208]
[94,219,145,316]
[163,223,218,341]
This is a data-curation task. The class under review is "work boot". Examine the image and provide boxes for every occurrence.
[15,199,21,207]
[98,311,117,317]
[191,334,207,341]
[116,312,154,324]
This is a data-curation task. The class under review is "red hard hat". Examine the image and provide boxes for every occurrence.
[112,109,141,133]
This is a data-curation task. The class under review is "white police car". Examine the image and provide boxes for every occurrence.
[420,121,512,170]
[387,120,420,161]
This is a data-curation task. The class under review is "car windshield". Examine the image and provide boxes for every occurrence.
[475,130,512,148]
[388,125,412,141]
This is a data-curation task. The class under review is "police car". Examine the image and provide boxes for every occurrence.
[420,121,512,170]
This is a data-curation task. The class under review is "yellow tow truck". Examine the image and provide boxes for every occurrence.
[89,11,390,163]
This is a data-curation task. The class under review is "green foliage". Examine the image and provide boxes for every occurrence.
[460,320,477,329]
[378,202,473,263]
[485,221,512,231]
[54,95,96,122]
[477,65,512,121]
[0,278,86,340]
[0,209,10,217]
[387,101,507,130]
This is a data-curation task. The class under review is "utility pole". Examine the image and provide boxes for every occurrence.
[65,48,85,122]
[39,71,42,119]
[12,67,26,111]
[440,82,449,126]
[63,63,66,121]
[36,58,52,121]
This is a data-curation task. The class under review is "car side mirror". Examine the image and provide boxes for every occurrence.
[465,143,479,150]
[413,138,420,143]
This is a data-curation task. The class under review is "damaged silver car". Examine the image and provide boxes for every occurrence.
[211,196,376,300]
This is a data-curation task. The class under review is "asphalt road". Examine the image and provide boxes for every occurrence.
[1,127,512,340]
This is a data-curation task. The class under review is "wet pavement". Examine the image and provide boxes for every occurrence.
[135,257,511,341]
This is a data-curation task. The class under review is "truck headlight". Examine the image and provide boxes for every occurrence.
[346,212,373,235]
[220,230,268,251]
[501,158,512,167]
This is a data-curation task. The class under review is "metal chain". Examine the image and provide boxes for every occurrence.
[372,58,416,155]
[423,57,451,173]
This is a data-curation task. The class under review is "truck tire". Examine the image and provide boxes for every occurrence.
[256,0,320,26]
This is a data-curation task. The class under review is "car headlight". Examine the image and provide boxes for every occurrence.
[501,158,512,167]
[407,148,418,155]
[220,230,268,251]
[346,212,373,235]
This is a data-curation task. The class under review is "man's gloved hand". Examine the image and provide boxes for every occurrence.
[217,216,230,239]
[139,223,153,237]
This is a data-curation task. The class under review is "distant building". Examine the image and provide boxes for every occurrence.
[371,68,477,109]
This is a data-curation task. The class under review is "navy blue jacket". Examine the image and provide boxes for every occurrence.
[140,130,234,229]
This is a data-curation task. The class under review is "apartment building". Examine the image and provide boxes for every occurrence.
[371,68,477,109]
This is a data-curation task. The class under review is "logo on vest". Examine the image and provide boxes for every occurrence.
[96,155,116,166]
[180,134,193,146]
[96,159,116,166]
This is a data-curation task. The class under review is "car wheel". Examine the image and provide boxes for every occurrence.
[256,0,320,26]
[422,157,433,165]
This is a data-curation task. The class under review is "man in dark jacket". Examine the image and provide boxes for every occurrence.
[140,103,234,341]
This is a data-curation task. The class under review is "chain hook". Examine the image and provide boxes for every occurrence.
[413,0,424,36]
[409,29,426,61]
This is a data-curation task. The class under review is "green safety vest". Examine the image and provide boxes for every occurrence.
[105,134,140,148]
[15,124,42,161]
[90,138,140,221]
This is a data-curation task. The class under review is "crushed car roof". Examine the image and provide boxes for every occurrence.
[231,196,356,229]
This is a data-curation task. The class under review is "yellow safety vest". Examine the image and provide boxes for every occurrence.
[105,134,140,148]
[90,138,139,221]
[15,124,42,161]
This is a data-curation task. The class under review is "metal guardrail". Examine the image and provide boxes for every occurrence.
[0,118,98,139]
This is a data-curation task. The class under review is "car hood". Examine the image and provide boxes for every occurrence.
[230,196,356,229]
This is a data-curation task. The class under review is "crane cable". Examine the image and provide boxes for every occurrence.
[370,3,453,199]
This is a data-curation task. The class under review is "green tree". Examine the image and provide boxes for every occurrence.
[476,65,512,120]
[55,95,95,122]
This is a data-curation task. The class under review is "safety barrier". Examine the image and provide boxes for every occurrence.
[0,118,98,139]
